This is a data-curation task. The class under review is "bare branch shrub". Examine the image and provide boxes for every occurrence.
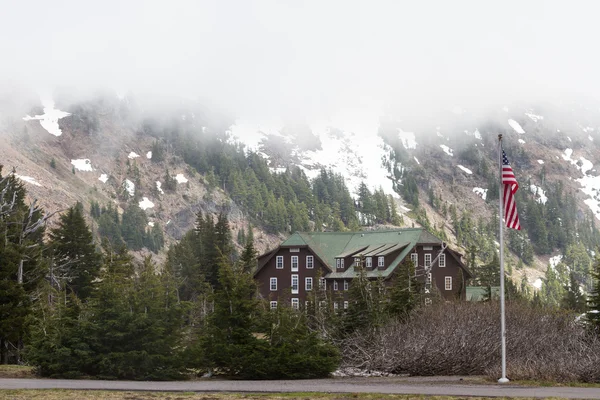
[341,302,600,382]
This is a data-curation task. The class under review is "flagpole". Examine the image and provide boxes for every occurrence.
[498,134,509,384]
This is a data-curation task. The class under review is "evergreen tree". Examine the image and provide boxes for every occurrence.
[561,271,587,312]
[48,204,101,299]
[387,259,423,319]
[587,255,600,334]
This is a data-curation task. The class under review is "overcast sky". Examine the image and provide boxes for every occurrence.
[1,0,598,121]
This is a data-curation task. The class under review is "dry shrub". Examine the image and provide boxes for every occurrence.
[340,302,600,382]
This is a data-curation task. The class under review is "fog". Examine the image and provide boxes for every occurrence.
[1,0,599,124]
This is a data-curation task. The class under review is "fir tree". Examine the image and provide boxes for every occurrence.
[48,204,101,299]
[587,255,600,334]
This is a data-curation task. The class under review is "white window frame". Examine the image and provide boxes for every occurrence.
[343,280,349,291]
[445,276,452,291]
[340,258,345,268]
[270,301,277,310]
[366,257,372,268]
[439,254,446,267]
[378,256,385,267]
[270,277,277,291]
[334,302,339,310]
[291,256,299,272]
[411,253,418,265]
[336,258,341,269]
[306,255,314,269]
[427,272,432,285]
[291,298,299,310]
[319,277,326,290]
[354,257,361,266]
[305,277,313,291]
[424,253,432,267]
[291,274,299,294]
[343,301,349,309]
[276,255,284,269]
[333,280,339,291]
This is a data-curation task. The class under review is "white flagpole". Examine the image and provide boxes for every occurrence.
[498,134,509,384]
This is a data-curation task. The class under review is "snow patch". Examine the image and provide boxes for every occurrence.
[414,157,420,165]
[98,174,108,183]
[71,159,93,172]
[473,187,488,200]
[146,151,152,159]
[530,184,548,204]
[22,99,71,136]
[148,221,155,227]
[138,197,154,210]
[525,111,544,123]
[549,255,563,270]
[567,136,572,142]
[537,160,544,165]
[518,139,526,144]
[589,135,594,142]
[563,149,593,175]
[128,152,140,159]
[440,145,453,156]
[124,179,135,196]
[398,129,417,150]
[508,119,525,134]
[175,174,188,184]
[15,175,42,187]
[533,278,543,289]
[457,165,472,174]
[156,181,164,194]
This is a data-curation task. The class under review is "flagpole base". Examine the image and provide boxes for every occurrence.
[498,377,510,384]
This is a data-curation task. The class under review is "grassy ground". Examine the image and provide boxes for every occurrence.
[0,392,555,400]
[0,365,35,379]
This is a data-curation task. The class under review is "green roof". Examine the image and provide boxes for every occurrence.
[281,228,442,280]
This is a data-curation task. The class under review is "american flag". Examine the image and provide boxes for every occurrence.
[502,150,521,230]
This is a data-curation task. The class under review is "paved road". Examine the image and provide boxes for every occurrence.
[2,377,600,398]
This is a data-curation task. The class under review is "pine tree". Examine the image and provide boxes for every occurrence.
[387,259,423,319]
[561,271,586,312]
[48,204,101,299]
[587,255,600,334]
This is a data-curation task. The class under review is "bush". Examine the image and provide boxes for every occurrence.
[341,302,600,382]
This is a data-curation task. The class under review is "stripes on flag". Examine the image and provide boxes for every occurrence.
[502,150,521,230]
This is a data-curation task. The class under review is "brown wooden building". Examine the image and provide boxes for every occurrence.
[254,228,472,310]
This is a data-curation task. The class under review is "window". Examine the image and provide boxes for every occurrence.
[424,254,432,267]
[291,275,299,294]
[306,255,314,269]
[276,256,284,269]
[270,301,277,310]
[343,280,349,291]
[426,273,432,285]
[411,253,418,266]
[366,257,372,268]
[423,245,433,251]
[445,276,452,291]
[270,277,277,291]
[340,258,345,268]
[291,298,299,310]
[333,280,339,291]
[305,277,313,291]
[336,258,341,269]
[290,248,300,252]
[354,257,361,266]
[344,301,349,309]
[439,254,446,267]
[319,277,326,290]
[334,302,339,310]
[378,256,385,267]
[291,256,299,272]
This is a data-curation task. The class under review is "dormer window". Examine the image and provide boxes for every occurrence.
[366,257,372,268]
[336,258,344,269]
[378,256,385,267]
[354,257,361,266]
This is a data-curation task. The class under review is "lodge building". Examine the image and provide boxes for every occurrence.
[254,228,472,310]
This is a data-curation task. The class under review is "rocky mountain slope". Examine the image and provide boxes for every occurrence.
[2,93,600,292]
